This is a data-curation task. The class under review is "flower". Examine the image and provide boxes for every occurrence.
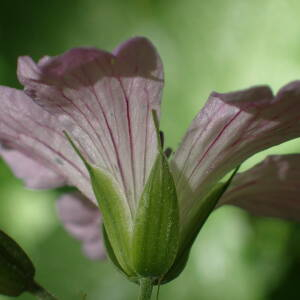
[1,37,300,283]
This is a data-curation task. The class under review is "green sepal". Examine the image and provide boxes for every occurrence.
[160,166,241,284]
[102,225,139,283]
[156,245,190,285]
[102,226,126,276]
[131,111,180,278]
[65,132,135,277]
[132,152,180,277]
[0,230,35,297]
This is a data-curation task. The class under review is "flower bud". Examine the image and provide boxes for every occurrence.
[131,152,179,278]
[66,115,180,282]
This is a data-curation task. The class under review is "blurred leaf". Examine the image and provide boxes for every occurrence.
[0,230,35,297]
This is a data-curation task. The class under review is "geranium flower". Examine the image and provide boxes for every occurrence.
[1,37,300,287]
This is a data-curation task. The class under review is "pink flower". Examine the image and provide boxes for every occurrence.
[1,37,300,276]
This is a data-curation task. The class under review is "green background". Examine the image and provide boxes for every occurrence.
[1,0,300,299]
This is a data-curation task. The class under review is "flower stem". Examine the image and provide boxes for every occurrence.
[28,282,58,300]
[138,278,153,300]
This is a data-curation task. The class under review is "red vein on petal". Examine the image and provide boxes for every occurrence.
[0,139,67,181]
[91,58,130,205]
[143,84,150,187]
[27,117,94,164]
[117,77,137,205]
[3,116,88,180]
[60,77,115,171]
[174,101,225,186]
[187,109,242,183]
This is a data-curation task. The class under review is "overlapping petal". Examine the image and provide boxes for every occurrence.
[0,86,92,198]
[219,155,300,221]
[17,37,163,213]
[171,81,300,226]
[0,147,66,189]
[56,192,105,260]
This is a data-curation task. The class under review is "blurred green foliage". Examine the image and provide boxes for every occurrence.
[0,0,300,299]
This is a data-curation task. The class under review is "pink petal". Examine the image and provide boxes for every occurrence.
[17,37,163,212]
[83,239,106,260]
[219,155,300,221]
[56,192,105,260]
[0,86,93,200]
[0,147,66,189]
[171,81,300,222]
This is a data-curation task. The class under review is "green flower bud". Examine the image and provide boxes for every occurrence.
[131,151,179,278]
[65,113,180,283]
[66,113,239,287]
[0,230,35,297]
[129,112,179,279]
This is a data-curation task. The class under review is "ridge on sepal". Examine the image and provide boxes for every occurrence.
[131,150,180,278]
